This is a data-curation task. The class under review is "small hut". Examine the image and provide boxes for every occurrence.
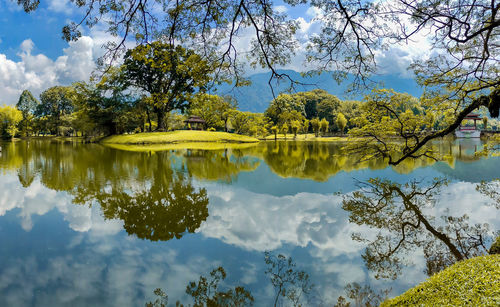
[184,116,206,130]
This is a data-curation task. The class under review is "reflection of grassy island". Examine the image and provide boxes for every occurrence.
[101,130,259,145]
[382,255,500,306]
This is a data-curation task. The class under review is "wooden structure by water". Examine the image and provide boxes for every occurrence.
[455,113,482,138]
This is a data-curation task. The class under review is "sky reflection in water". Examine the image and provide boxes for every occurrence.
[0,139,498,306]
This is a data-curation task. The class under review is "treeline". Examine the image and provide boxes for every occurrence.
[1,42,498,140]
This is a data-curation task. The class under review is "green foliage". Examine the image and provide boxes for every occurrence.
[189,93,237,131]
[230,111,269,137]
[347,89,434,163]
[310,118,320,137]
[122,42,213,130]
[264,93,305,124]
[16,89,39,136]
[319,118,329,135]
[490,236,500,255]
[336,112,347,134]
[483,117,488,130]
[265,90,344,132]
[0,105,23,139]
[36,86,76,136]
[317,95,341,129]
[291,120,301,138]
[281,123,288,139]
[382,255,500,307]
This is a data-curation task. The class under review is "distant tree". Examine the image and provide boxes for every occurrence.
[122,42,213,131]
[0,105,23,139]
[483,117,488,130]
[16,89,39,136]
[319,118,329,136]
[310,118,320,137]
[271,125,278,141]
[189,93,237,131]
[291,120,301,139]
[265,93,305,124]
[281,124,288,139]
[317,95,341,129]
[336,112,347,134]
[303,119,310,135]
[36,86,75,135]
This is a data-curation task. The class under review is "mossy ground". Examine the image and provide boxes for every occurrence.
[382,255,500,306]
[101,130,259,145]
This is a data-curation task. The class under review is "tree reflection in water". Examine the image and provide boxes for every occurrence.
[342,178,498,278]
[73,154,209,241]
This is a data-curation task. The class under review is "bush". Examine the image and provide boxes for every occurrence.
[382,255,500,306]
[490,236,500,255]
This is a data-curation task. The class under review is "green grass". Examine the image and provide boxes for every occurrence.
[103,142,259,152]
[101,130,259,145]
[382,255,500,306]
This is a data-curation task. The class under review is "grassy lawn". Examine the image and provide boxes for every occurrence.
[101,130,260,145]
[103,142,259,152]
[382,254,500,306]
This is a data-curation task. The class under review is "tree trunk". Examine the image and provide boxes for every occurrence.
[146,108,152,132]
[155,108,166,131]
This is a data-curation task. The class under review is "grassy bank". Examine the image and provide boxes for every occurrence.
[101,130,259,145]
[103,142,259,152]
[382,254,500,306]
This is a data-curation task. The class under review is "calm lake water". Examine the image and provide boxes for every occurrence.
[0,139,498,306]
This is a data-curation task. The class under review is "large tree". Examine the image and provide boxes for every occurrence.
[36,86,75,136]
[122,42,212,131]
[16,89,39,136]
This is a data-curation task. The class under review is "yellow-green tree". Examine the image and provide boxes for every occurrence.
[189,93,237,131]
[310,118,320,137]
[336,112,347,134]
[319,118,329,136]
[0,105,22,139]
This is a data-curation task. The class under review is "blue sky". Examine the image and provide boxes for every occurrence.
[0,0,426,105]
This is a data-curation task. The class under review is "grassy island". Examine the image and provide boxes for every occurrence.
[101,130,260,145]
[382,255,500,306]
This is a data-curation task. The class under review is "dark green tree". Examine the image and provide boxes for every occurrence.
[16,89,39,136]
[122,43,213,131]
[36,86,75,135]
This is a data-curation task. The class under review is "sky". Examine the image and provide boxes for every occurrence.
[0,0,431,105]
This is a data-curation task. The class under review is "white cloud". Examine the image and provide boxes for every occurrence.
[0,36,98,105]
[274,5,288,14]
[47,0,74,14]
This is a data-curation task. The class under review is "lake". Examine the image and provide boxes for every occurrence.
[0,139,498,306]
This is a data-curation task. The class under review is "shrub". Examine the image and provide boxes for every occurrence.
[382,255,500,306]
[490,236,500,255]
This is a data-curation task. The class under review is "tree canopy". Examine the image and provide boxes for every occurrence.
[122,42,213,131]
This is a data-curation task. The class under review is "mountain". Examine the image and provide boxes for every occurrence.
[213,70,423,113]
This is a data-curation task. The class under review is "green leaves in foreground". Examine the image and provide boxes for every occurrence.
[381,255,500,306]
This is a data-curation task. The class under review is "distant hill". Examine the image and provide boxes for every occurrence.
[212,70,423,113]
